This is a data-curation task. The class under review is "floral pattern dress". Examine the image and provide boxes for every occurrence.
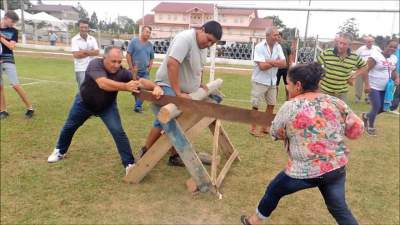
[270,94,364,179]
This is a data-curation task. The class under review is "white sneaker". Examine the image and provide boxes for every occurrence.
[47,148,65,163]
[125,163,136,176]
[388,110,400,115]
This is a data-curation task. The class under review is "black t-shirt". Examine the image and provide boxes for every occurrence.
[0,27,18,63]
[80,58,132,113]
[278,44,292,72]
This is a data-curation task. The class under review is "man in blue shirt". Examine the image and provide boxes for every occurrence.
[389,44,400,114]
[126,26,154,112]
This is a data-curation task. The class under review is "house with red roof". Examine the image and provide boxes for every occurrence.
[137,2,272,42]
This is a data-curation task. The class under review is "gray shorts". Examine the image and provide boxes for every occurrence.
[0,63,19,86]
[251,81,277,108]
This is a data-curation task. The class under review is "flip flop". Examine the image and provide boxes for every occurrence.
[260,127,270,134]
[249,129,266,137]
[240,215,252,225]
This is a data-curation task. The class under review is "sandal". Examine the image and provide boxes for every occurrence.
[240,215,252,225]
[260,127,270,134]
[249,128,266,137]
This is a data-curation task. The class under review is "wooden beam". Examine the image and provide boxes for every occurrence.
[211,120,221,184]
[136,90,275,126]
[162,117,214,193]
[216,150,239,188]
[209,122,241,162]
[123,113,203,184]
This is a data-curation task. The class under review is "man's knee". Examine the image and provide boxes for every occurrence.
[11,84,22,90]
[251,97,261,109]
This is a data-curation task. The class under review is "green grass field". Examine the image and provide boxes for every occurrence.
[1,55,399,224]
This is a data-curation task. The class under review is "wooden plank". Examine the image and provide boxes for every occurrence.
[209,122,241,161]
[123,113,203,184]
[162,117,214,193]
[136,90,275,126]
[216,150,240,188]
[211,120,221,184]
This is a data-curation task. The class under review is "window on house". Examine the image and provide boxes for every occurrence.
[173,15,177,21]
[239,17,243,23]
[234,18,238,23]
[159,14,163,20]
[167,14,171,20]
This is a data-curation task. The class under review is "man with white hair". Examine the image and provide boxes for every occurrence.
[317,33,367,102]
[355,36,381,103]
[249,26,286,136]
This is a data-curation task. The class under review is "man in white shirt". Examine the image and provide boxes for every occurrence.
[250,26,286,136]
[355,36,381,103]
[71,19,99,88]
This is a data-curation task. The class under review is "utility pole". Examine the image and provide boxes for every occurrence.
[3,0,8,11]
[209,3,218,81]
[20,0,26,44]
[303,0,312,47]
[142,0,145,27]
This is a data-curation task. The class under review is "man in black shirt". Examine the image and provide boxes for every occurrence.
[276,32,292,100]
[0,11,34,119]
[48,47,163,175]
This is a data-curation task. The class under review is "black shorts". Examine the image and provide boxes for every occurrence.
[276,68,288,86]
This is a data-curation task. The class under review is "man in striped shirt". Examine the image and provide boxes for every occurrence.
[317,33,367,101]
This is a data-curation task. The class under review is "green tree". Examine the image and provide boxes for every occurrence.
[264,15,286,29]
[1,0,32,10]
[89,12,98,29]
[76,2,89,20]
[339,17,359,38]
[118,16,137,34]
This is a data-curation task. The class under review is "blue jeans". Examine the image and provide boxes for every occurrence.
[366,89,385,128]
[152,85,177,129]
[56,94,135,167]
[134,71,149,109]
[390,85,400,111]
[256,167,358,225]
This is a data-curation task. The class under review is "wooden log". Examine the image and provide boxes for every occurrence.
[158,79,223,124]
[158,103,180,124]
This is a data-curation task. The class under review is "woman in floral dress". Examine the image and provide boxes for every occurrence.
[241,63,364,225]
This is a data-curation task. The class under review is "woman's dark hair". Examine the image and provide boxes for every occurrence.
[288,62,324,92]
[202,20,223,40]
[381,38,399,49]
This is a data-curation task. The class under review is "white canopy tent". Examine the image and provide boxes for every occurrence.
[13,9,35,21]
[1,10,67,31]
